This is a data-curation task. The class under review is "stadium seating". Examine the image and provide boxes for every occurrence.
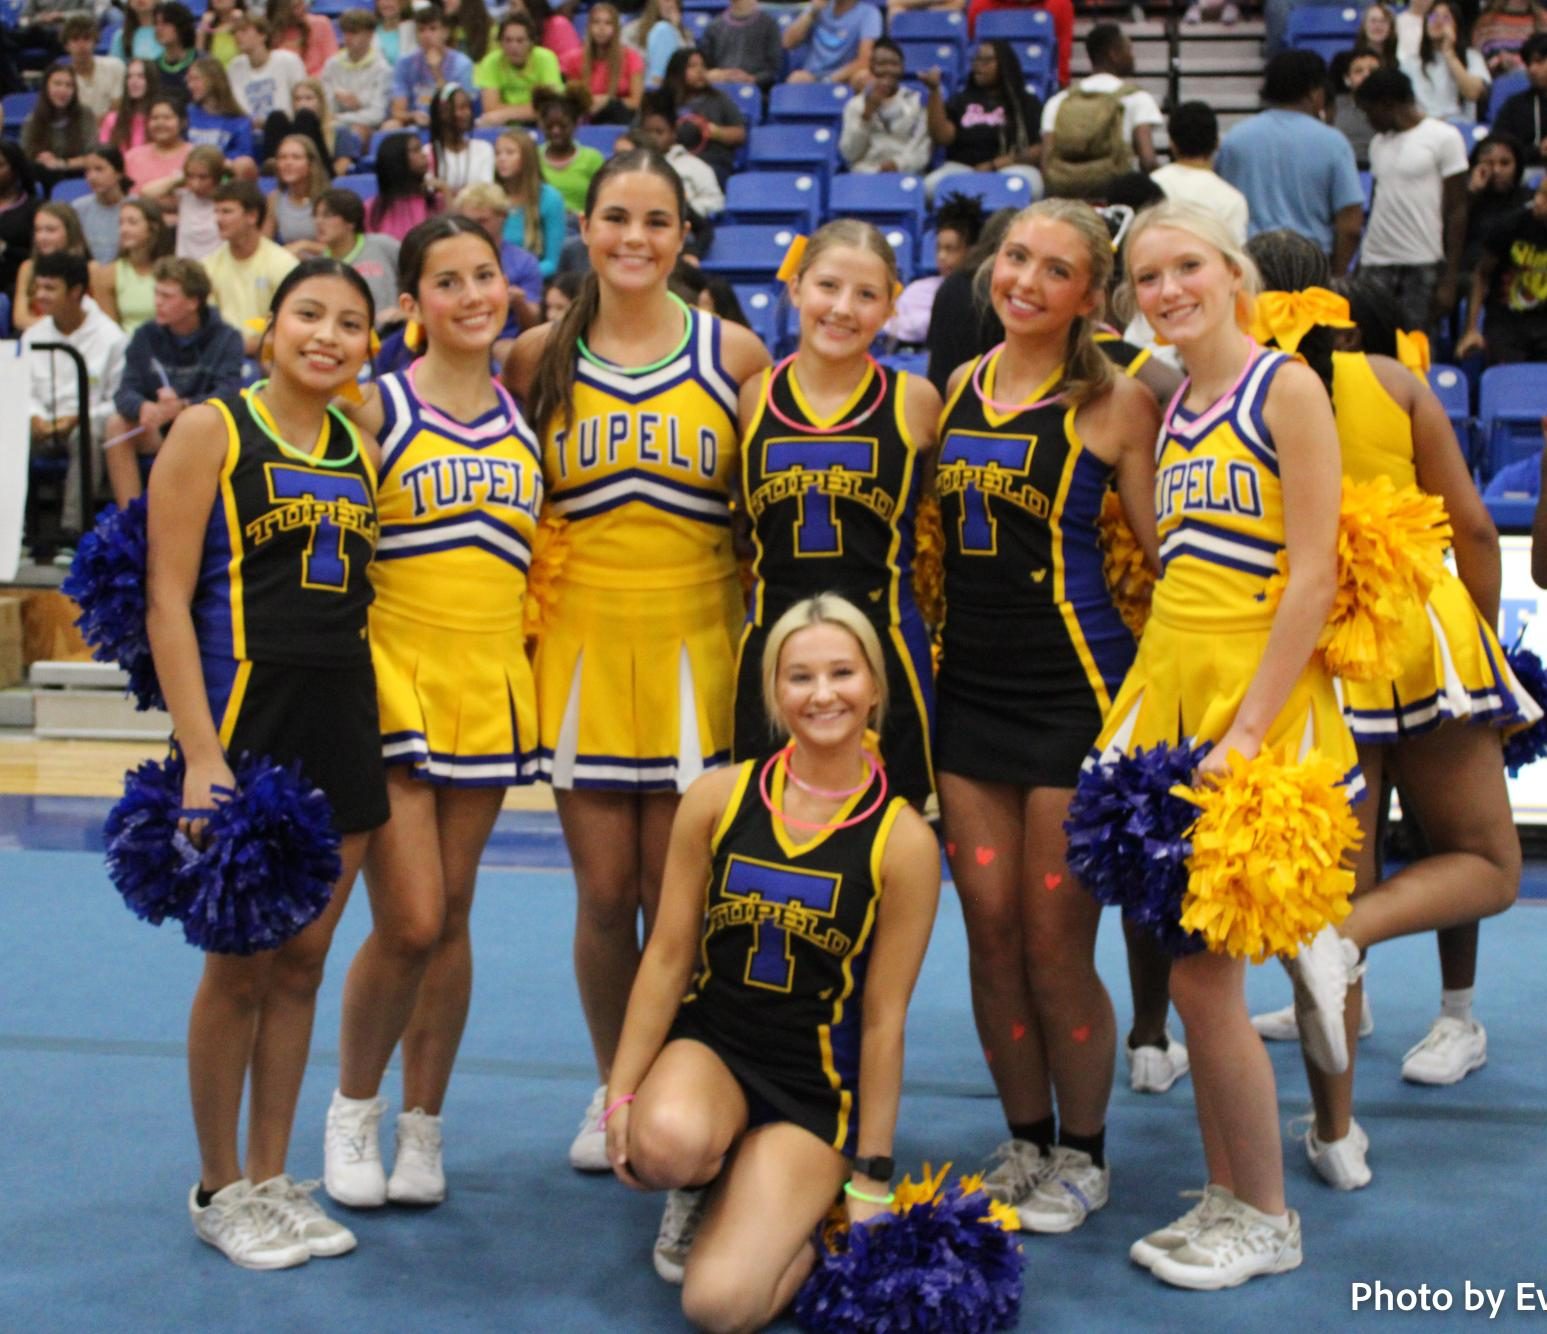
[889,10,968,51]
[1428,364,1473,460]
[828,173,927,242]
[936,170,1038,213]
[1478,364,1547,477]
[768,81,852,126]
[700,224,803,282]
[745,123,841,197]
[1486,68,1529,123]
[723,170,823,230]
[975,9,1055,43]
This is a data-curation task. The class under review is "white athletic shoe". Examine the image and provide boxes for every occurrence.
[1150,1202,1303,1290]
[388,1108,446,1205]
[568,1085,611,1173]
[980,1139,1048,1207]
[1299,1117,1372,1191]
[1016,1146,1109,1233]
[653,1187,709,1285]
[250,1175,358,1257]
[1127,1032,1190,1094]
[1253,990,1375,1043]
[1401,1016,1487,1085]
[1129,1185,1236,1269]
[189,1179,311,1271]
[324,1090,388,1207]
[1288,926,1362,1074]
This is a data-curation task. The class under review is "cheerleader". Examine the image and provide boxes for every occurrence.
[735,220,941,805]
[503,148,770,1169]
[145,257,384,1267]
[325,215,543,1208]
[1247,232,1528,1189]
[603,594,941,1322]
[935,199,1161,1232]
[1097,201,1361,1290]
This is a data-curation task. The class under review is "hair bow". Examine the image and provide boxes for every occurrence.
[1395,328,1431,376]
[1248,287,1354,354]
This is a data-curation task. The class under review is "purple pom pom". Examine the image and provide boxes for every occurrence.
[104,753,196,926]
[1504,647,1547,776]
[795,1185,1023,1333]
[62,498,164,712]
[1065,742,1209,958]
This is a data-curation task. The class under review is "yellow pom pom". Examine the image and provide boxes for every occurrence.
[1174,743,1362,962]
[523,514,570,640]
[912,494,946,631]
[1097,489,1153,637]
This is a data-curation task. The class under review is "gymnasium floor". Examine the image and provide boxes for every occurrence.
[2,738,1544,1332]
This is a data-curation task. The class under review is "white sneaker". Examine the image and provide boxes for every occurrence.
[1129,1184,1236,1269]
[250,1175,358,1257]
[1288,926,1362,1075]
[1128,1032,1190,1094]
[1401,1016,1487,1085]
[1016,1146,1109,1233]
[652,1187,709,1284]
[1253,992,1374,1042]
[388,1108,446,1205]
[569,1085,611,1172]
[189,1179,311,1271]
[324,1090,388,1207]
[1151,1202,1303,1290]
[1301,1117,1372,1191]
[980,1139,1049,1206]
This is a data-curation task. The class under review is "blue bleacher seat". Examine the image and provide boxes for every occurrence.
[334,171,379,201]
[878,349,930,378]
[1007,39,1055,97]
[723,170,822,230]
[936,169,1037,213]
[1445,117,1488,150]
[1294,35,1354,63]
[731,283,783,348]
[312,0,352,13]
[49,178,92,204]
[576,124,627,156]
[768,81,851,125]
[0,292,10,340]
[2,91,37,132]
[899,40,961,86]
[685,10,711,39]
[701,224,803,283]
[1428,363,1472,456]
[682,0,722,10]
[974,9,1054,42]
[880,226,914,282]
[889,10,967,48]
[1358,169,1373,210]
[828,172,926,240]
[745,123,840,195]
[917,227,937,275]
[363,126,427,166]
[1478,363,1547,477]
[1486,68,1529,124]
[472,125,506,144]
[713,81,762,124]
[1286,4,1360,42]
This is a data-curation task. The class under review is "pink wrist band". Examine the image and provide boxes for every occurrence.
[599,1093,634,1129]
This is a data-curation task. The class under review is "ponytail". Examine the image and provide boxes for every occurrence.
[530,271,601,436]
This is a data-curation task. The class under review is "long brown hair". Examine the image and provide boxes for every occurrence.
[190,56,245,116]
[109,58,161,149]
[580,2,625,99]
[495,128,544,257]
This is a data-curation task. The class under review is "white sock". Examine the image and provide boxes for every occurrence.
[1440,987,1474,1025]
[332,1089,381,1108]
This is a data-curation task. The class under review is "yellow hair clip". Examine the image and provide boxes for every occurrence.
[369,328,382,358]
[403,319,424,353]
[775,234,808,284]
[1395,328,1431,377]
[1248,287,1354,355]
[892,279,903,300]
[337,379,367,405]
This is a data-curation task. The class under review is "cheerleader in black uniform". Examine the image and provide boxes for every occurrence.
[601,595,940,1330]
[145,258,386,1268]
[735,219,942,805]
[935,199,1161,1233]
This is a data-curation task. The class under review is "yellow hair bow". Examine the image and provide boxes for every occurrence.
[775,233,808,284]
[1395,328,1431,377]
[1248,287,1354,355]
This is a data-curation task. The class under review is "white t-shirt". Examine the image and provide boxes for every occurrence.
[430,138,495,193]
[1040,73,1164,150]
[227,49,307,121]
[1149,163,1250,243]
[1364,117,1471,265]
[1400,49,1491,119]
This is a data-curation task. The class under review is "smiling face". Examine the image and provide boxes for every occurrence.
[869,44,902,97]
[401,230,509,354]
[147,101,182,146]
[580,169,684,292]
[34,211,69,255]
[791,243,893,361]
[989,215,1097,342]
[1127,223,1242,350]
[774,622,879,750]
[119,204,151,253]
[276,138,310,186]
[268,273,372,392]
[1362,4,1392,42]
[969,42,999,88]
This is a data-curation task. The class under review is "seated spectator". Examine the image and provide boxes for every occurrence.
[204,179,299,352]
[64,17,125,122]
[385,3,477,130]
[1472,0,1546,76]
[967,0,1073,87]
[21,63,98,192]
[1353,3,1399,65]
[885,193,984,345]
[153,3,199,98]
[227,15,308,133]
[6,0,72,71]
[76,146,129,264]
[1329,49,1380,167]
[1402,1,1491,118]
[289,78,363,176]
[100,58,159,152]
[429,85,495,192]
[533,87,604,213]
[365,131,443,239]
[372,0,417,66]
[124,96,193,192]
[839,38,930,174]
[543,269,582,321]
[1397,0,1432,61]
[184,56,258,175]
[452,180,543,362]
[494,128,566,276]
[0,145,39,306]
[509,0,581,65]
[264,134,329,253]
[623,0,691,88]
[13,203,93,335]
[561,3,645,125]
[922,39,1043,201]
[91,197,174,333]
[445,0,493,61]
[111,0,164,63]
[700,0,783,90]
[103,255,243,505]
[311,186,401,323]
[635,92,725,216]
[322,9,393,143]
[662,48,747,184]
[1458,173,1547,363]
[784,0,882,89]
[475,14,562,126]
[144,143,228,260]
[268,0,339,77]
[195,0,247,68]
[1465,132,1531,275]
[1040,22,1161,197]
[25,250,128,534]
[1491,32,1547,164]
[1150,101,1249,242]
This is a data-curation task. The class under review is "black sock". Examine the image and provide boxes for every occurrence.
[1059,1126,1106,1169]
[1130,1029,1169,1052]
[1009,1116,1056,1152]
[195,1185,215,1208]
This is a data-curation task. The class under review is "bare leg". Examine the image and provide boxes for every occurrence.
[626,1039,751,1190]
[189,951,274,1192]
[638,792,680,943]
[1436,923,1479,992]
[1124,921,1174,1049]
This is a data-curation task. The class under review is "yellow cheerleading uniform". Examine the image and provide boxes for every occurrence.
[369,364,544,786]
[1090,349,1363,795]
[1333,351,1540,741]
[536,305,744,791]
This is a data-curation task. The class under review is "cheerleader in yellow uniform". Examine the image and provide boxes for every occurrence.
[1244,232,1531,1190]
[325,215,544,1209]
[504,148,770,1168]
[1095,202,1361,1291]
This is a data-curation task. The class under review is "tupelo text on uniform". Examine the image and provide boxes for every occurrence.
[1350,1280,1547,1317]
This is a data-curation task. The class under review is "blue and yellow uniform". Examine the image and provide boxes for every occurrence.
[934,353,1135,788]
[193,386,387,833]
[1332,351,1540,740]
[369,364,544,786]
[1090,349,1363,795]
[536,305,744,791]
[735,363,936,803]
[669,758,907,1156]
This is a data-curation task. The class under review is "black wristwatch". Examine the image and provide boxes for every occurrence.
[851,1155,895,1183]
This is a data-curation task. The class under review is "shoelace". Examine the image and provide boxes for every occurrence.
[985,1142,1044,1196]
[329,1104,384,1163]
[658,1190,706,1251]
[241,1192,307,1246]
[397,1124,442,1169]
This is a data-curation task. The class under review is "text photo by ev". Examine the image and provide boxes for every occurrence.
[1351,1280,1547,1318]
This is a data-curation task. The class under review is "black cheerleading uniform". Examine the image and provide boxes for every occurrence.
[190,387,388,833]
[1093,328,1153,378]
[669,758,907,1156]
[733,362,936,803]
[934,354,1137,788]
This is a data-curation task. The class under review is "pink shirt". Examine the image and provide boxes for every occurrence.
[366,192,436,242]
[559,44,643,98]
[274,14,340,76]
[99,109,148,150]
[541,15,583,62]
[124,139,192,190]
